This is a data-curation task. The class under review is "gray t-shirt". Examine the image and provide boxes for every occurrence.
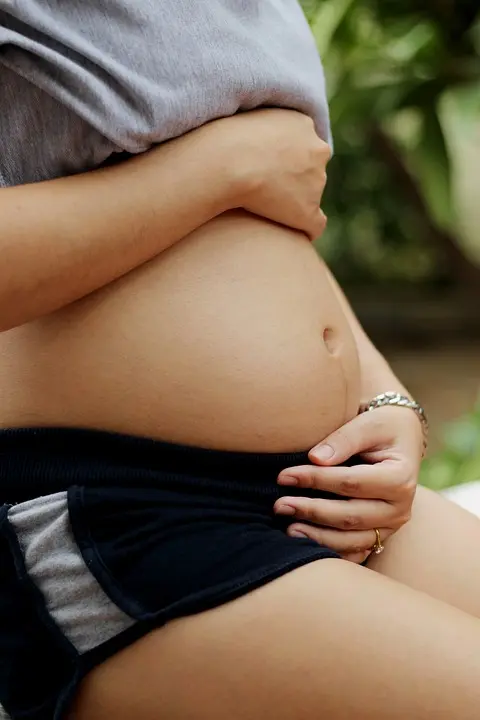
[0,0,331,186]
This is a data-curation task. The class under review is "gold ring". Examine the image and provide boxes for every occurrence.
[371,528,384,555]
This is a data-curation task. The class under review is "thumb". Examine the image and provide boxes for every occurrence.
[308,412,382,465]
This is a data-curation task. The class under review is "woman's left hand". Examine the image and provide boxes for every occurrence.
[274,405,425,563]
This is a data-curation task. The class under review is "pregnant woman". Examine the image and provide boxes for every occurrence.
[1,2,480,719]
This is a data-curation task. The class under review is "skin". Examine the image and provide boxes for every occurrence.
[0,109,328,331]
[1,100,476,717]
[274,267,423,560]
[0,211,361,451]
[276,403,421,562]
[71,492,480,720]
[66,258,480,719]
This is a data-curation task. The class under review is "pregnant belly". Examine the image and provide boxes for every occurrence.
[0,211,361,452]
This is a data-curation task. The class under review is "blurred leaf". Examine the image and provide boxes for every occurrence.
[420,401,480,490]
[310,0,355,55]
[301,0,480,286]
[443,418,480,455]
[439,85,480,262]
[409,107,454,233]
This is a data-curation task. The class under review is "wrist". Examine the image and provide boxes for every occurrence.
[360,392,428,455]
[204,115,263,213]
[130,126,236,224]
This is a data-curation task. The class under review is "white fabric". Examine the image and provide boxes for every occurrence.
[443,481,480,518]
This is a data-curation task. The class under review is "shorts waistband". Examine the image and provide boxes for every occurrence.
[0,427,310,504]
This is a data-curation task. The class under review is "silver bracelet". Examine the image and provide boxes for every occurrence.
[359,391,429,454]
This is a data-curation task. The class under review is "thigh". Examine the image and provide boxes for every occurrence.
[71,558,480,720]
[368,485,480,618]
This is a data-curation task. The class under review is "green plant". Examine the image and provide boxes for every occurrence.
[303,0,480,289]
[420,401,480,490]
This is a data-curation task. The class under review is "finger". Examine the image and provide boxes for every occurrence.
[274,497,397,531]
[287,524,392,554]
[308,411,395,465]
[307,207,327,242]
[278,461,405,501]
[318,139,333,165]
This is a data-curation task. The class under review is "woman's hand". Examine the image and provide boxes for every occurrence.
[274,406,424,563]
[211,109,331,241]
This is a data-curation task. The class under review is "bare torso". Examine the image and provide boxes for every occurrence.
[0,210,361,452]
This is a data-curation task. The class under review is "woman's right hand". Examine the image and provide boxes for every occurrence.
[214,109,331,241]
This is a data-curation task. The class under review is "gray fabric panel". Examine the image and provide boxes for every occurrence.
[0,704,10,719]
[9,492,135,654]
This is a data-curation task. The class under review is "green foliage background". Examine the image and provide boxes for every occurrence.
[303,1,480,487]
[421,401,480,490]
[303,0,480,289]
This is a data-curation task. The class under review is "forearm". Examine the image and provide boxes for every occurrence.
[324,264,410,403]
[0,127,235,332]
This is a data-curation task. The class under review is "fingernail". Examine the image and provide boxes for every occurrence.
[290,530,308,539]
[274,504,296,516]
[311,444,334,461]
[278,475,298,486]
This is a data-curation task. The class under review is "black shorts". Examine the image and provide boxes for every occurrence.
[0,428,343,720]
